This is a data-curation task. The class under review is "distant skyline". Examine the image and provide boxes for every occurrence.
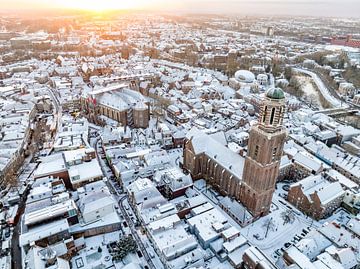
[1,0,360,18]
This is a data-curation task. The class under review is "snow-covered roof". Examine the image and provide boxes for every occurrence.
[291,174,344,205]
[234,70,255,83]
[20,219,69,247]
[293,151,325,172]
[186,127,245,180]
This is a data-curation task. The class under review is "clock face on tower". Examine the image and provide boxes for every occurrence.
[240,88,287,218]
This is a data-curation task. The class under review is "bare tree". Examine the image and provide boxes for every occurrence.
[151,96,171,122]
[263,217,276,238]
[281,209,296,225]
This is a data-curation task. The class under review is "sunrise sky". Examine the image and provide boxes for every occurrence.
[1,0,360,17]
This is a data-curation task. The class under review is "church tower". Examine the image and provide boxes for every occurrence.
[240,88,287,218]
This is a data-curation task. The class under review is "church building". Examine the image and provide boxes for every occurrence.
[183,87,287,222]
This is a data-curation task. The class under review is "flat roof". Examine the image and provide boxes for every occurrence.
[24,199,76,226]
[69,159,103,184]
[34,154,66,178]
[188,208,229,243]
[20,219,69,247]
[148,214,198,260]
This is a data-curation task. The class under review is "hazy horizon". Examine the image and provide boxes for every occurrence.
[1,0,360,18]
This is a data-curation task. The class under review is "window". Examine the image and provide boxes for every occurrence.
[279,107,283,124]
[262,106,267,123]
[272,147,277,160]
[254,145,259,158]
[270,107,276,125]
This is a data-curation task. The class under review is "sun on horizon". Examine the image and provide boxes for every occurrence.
[54,0,153,12]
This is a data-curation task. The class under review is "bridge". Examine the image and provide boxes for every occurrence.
[315,107,360,118]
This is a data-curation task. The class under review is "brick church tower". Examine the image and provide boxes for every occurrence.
[240,88,287,218]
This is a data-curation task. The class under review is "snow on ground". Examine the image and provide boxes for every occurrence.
[193,184,311,262]
[137,226,165,269]
[245,199,308,255]
[204,256,234,269]
[167,148,183,166]
[71,232,120,269]
[319,208,352,226]
[71,231,143,269]
[295,75,323,109]
[193,180,326,263]
[294,68,349,108]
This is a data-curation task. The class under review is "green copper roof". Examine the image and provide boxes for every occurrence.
[266,87,285,99]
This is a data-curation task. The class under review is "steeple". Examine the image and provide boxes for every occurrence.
[239,87,287,219]
[259,87,286,132]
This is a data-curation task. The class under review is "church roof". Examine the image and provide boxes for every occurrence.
[266,87,285,99]
[186,127,244,180]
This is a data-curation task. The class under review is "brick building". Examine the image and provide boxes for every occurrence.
[183,128,244,200]
[240,88,287,218]
[81,85,150,128]
[183,87,287,221]
[288,174,345,220]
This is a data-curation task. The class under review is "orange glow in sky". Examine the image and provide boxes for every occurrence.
[2,0,161,12]
[55,0,153,11]
[4,0,358,18]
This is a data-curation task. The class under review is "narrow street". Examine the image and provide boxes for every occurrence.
[11,210,23,269]
[90,129,155,269]
[10,86,61,269]
[118,196,156,269]
[11,162,40,269]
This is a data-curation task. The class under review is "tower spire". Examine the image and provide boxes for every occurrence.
[240,87,287,219]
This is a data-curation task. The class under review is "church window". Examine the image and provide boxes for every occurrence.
[270,107,276,125]
[262,106,267,123]
[254,145,259,158]
[272,147,277,160]
[279,107,283,124]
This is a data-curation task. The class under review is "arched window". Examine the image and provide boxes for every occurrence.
[270,107,276,125]
[272,147,277,161]
[262,106,267,123]
[279,106,283,124]
[254,145,259,159]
